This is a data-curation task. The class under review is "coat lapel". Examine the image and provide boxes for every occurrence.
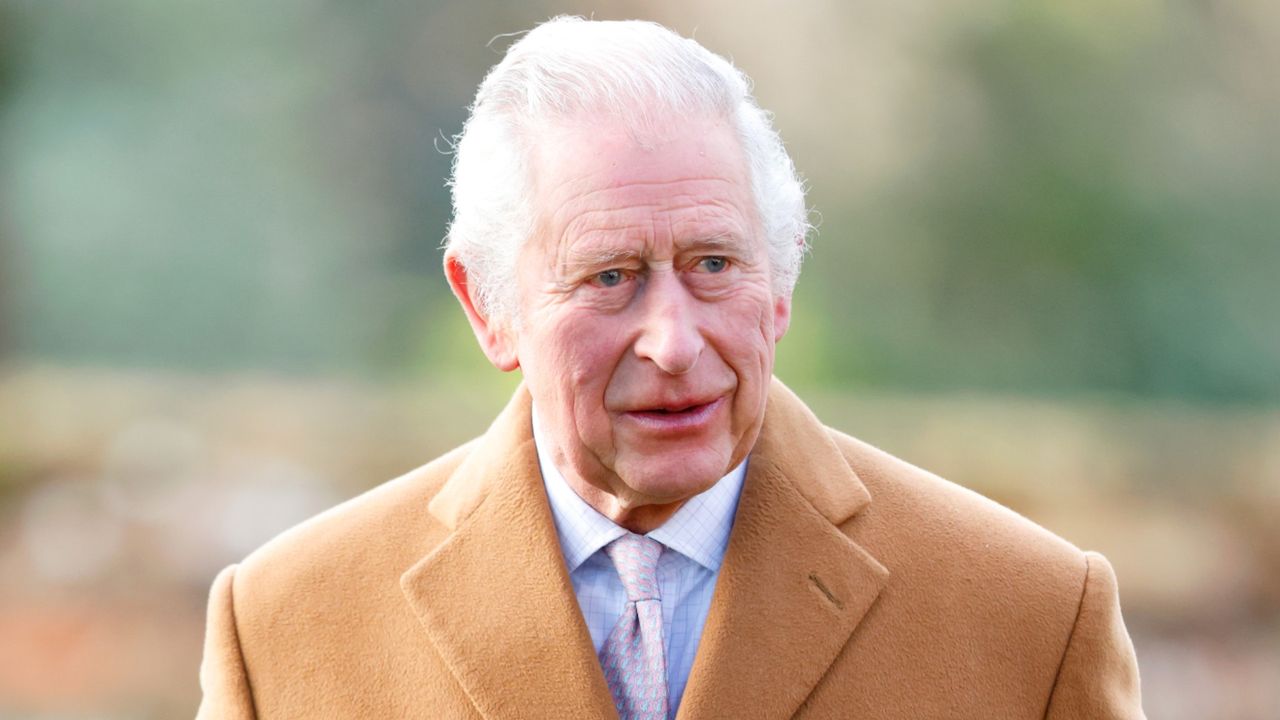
[401,380,887,719]
[400,386,618,719]
[677,380,890,719]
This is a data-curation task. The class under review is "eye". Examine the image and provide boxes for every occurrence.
[698,256,729,273]
[594,269,625,287]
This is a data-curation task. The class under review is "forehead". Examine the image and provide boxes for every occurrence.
[528,117,759,255]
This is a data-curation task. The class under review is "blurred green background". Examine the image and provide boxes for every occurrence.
[0,1,1276,718]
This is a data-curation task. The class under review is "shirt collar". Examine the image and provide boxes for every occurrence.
[533,405,745,573]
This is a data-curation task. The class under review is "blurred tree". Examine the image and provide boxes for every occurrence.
[0,0,1275,404]
[0,2,21,363]
[817,1,1280,404]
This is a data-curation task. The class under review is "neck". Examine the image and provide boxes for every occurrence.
[569,479,689,533]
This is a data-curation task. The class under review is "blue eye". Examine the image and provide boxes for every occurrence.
[700,256,728,273]
[596,269,624,287]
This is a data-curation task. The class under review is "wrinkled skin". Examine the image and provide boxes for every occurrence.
[448,116,791,531]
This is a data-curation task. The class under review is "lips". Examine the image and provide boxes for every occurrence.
[620,395,726,434]
[625,392,721,414]
[638,400,713,414]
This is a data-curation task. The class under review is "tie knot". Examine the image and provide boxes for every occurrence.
[605,533,663,602]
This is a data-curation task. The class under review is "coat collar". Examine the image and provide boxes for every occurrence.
[403,379,888,719]
[402,384,618,718]
[674,380,888,719]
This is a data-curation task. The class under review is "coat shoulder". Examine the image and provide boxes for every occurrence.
[827,426,1085,575]
[198,441,492,717]
[813,427,1099,712]
[811,426,1144,717]
[232,439,477,611]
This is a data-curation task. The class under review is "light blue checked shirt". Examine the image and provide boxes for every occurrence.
[532,412,746,720]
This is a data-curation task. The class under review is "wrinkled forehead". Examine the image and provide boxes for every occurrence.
[525,114,758,228]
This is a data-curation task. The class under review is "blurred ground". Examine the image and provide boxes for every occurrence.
[1,364,1277,719]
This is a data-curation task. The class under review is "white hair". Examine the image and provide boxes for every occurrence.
[445,16,810,321]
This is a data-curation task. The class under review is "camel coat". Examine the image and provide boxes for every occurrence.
[196,380,1144,719]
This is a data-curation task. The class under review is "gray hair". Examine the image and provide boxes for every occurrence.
[445,16,810,321]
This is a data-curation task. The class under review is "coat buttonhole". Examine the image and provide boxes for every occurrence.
[808,572,844,610]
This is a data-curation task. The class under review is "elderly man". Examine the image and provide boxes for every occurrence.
[197,17,1144,720]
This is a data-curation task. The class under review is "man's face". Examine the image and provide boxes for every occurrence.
[507,116,792,518]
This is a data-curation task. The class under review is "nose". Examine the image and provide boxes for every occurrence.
[632,272,705,375]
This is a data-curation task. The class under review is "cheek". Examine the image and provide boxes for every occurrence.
[535,314,631,398]
[716,296,779,407]
[722,294,779,360]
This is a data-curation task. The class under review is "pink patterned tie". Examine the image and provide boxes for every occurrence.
[600,533,668,720]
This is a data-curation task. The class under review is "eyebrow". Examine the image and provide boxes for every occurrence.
[684,234,746,254]
[563,234,749,271]
[562,247,644,274]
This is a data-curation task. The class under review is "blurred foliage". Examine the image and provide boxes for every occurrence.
[1,0,1276,403]
[847,3,1280,401]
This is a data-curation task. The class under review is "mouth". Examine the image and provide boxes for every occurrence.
[622,396,726,434]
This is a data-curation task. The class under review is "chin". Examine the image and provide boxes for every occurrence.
[617,455,729,504]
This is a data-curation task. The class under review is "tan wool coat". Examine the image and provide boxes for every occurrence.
[196,380,1144,719]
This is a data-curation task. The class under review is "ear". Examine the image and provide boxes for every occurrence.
[444,253,520,372]
[772,292,793,343]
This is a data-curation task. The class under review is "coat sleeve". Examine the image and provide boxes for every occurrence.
[1043,551,1145,719]
[196,564,258,720]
